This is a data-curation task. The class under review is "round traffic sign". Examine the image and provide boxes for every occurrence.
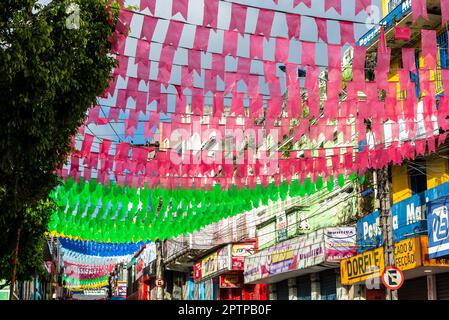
[155,278,165,287]
[381,266,404,290]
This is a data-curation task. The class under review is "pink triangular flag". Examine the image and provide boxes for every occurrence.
[315,18,327,43]
[136,39,150,61]
[172,0,189,20]
[188,50,202,75]
[300,42,315,68]
[250,34,264,59]
[223,30,238,57]
[137,60,150,80]
[164,20,184,47]
[422,29,437,70]
[275,38,290,63]
[193,26,210,51]
[255,9,275,39]
[141,15,157,41]
[229,3,247,35]
[203,0,219,29]
[213,92,224,117]
[286,13,301,40]
[355,0,371,15]
[140,0,156,14]
[411,0,428,21]
[442,0,449,26]
[340,21,354,45]
[325,0,341,15]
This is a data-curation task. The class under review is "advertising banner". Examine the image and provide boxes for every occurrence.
[193,262,202,282]
[231,243,256,270]
[117,281,127,297]
[356,181,449,253]
[427,196,449,259]
[201,251,218,278]
[244,227,355,283]
[324,227,357,262]
[217,246,231,272]
[219,274,242,288]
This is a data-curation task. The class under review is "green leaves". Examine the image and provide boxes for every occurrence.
[0,0,118,278]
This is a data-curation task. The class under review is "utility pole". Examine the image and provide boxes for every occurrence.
[376,166,398,300]
[155,239,164,300]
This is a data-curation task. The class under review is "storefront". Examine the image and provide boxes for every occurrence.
[126,244,156,300]
[352,183,449,300]
[193,242,267,300]
[244,227,356,300]
[340,236,449,300]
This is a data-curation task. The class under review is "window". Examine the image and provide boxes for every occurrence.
[408,160,427,195]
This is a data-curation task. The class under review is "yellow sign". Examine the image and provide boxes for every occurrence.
[340,248,384,285]
[420,236,449,267]
[341,236,449,285]
[394,237,421,271]
[201,252,218,278]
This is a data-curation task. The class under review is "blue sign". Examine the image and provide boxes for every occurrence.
[357,181,449,253]
[427,197,449,259]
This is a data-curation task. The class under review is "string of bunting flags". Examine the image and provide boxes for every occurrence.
[51,0,449,248]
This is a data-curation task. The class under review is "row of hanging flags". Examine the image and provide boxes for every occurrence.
[51,0,449,244]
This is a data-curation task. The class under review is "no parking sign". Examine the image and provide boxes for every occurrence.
[381,266,404,290]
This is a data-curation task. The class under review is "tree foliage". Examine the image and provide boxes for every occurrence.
[0,199,55,289]
[0,0,118,264]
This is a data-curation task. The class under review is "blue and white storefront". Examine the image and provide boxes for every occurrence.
[357,181,449,299]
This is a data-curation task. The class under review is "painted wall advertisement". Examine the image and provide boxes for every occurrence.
[244,227,356,283]
[356,181,449,253]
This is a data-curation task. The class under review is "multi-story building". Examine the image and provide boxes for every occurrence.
[340,0,449,300]
[243,178,360,300]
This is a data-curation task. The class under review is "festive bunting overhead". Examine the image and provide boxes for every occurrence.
[49,173,363,242]
[53,0,449,246]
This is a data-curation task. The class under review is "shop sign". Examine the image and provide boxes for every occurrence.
[420,236,449,267]
[83,289,106,296]
[217,246,231,272]
[394,237,421,271]
[356,181,449,253]
[340,247,385,285]
[276,211,288,242]
[324,227,357,262]
[426,197,449,259]
[341,236,432,285]
[245,227,356,283]
[219,274,242,288]
[264,240,298,275]
[201,251,218,278]
[193,262,202,282]
[136,257,145,280]
[117,281,127,297]
[231,243,256,270]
